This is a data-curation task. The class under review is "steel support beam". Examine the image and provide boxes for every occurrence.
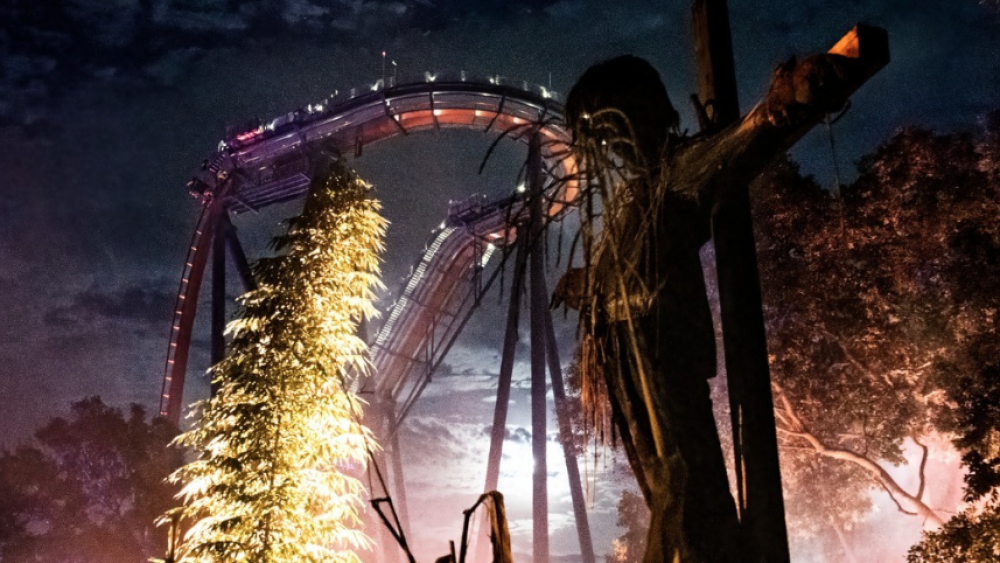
[388,402,412,541]
[164,193,228,424]
[211,212,229,396]
[225,222,258,292]
[477,230,528,563]
[371,397,401,563]
[483,238,528,493]
[692,1,790,561]
[542,279,595,563]
[527,133,549,563]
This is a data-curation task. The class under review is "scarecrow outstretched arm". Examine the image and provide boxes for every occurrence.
[670,24,889,208]
[551,25,888,312]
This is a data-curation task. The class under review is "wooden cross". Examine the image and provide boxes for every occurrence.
[560,5,888,563]
[693,6,888,562]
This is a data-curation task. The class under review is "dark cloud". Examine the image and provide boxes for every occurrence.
[505,425,531,444]
[0,0,564,130]
[478,425,566,445]
[434,361,456,376]
[44,283,174,330]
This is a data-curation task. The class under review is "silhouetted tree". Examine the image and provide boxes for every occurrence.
[0,396,181,562]
[606,490,649,563]
[907,499,1000,563]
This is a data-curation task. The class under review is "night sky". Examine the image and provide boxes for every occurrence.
[1,1,998,562]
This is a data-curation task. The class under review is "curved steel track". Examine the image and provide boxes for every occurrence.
[159,73,575,426]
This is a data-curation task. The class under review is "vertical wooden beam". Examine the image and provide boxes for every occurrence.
[692,0,740,127]
[692,0,747,522]
[528,133,549,563]
[692,2,791,562]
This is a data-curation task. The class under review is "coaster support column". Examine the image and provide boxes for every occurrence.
[527,132,549,563]
[542,280,595,563]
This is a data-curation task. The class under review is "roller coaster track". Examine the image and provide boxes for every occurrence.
[159,72,575,425]
[158,72,598,563]
[368,193,527,434]
[158,181,233,421]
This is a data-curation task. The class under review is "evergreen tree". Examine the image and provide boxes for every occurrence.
[606,490,649,563]
[167,158,386,563]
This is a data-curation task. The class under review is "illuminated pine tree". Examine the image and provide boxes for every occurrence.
[165,158,386,563]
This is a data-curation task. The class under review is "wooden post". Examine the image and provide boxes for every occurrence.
[692,1,791,562]
[692,0,740,127]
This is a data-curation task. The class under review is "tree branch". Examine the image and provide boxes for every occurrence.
[772,407,794,429]
[771,382,806,433]
[878,481,919,517]
[826,509,861,563]
[913,435,929,502]
[775,417,944,526]
[820,328,890,385]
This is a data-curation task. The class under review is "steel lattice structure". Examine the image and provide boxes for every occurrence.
[159,72,591,563]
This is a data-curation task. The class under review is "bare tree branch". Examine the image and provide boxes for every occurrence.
[878,481,919,516]
[826,510,862,563]
[771,381,807,433]
[820,328,891,385]
[913,435,929,501]
[774,416,944,526]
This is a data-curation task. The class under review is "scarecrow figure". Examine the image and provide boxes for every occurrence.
[556,36,887,562]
